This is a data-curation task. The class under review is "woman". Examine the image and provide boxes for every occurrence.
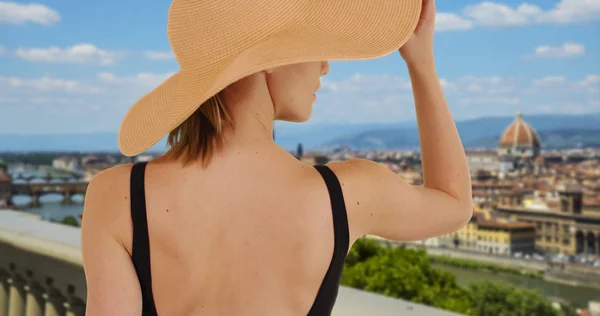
[81,0,473,315]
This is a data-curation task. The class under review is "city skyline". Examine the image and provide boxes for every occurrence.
[0,0,599,135]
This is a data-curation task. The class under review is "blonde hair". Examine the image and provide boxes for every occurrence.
[163,92,233,168]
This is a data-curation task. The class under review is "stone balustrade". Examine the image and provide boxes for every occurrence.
[0,209,462,316]
[0,211,85,316]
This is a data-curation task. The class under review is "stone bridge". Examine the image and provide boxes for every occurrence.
[10,182,88,208]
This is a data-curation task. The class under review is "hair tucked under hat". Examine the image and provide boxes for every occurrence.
[162,92,233,168]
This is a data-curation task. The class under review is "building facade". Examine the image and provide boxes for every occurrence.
[440,211,536,255]
[495,186,600,258]
[466,151,500,178]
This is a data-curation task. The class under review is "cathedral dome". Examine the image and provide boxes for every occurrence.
[499,112,541,149]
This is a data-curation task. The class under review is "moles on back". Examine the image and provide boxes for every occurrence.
[115,146,343,315]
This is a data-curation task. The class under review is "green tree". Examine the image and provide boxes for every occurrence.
[60,215,80,227]
[344,237,382,268]
[342,241,473,314]
[342,238,563,316]
[469,280,559,316]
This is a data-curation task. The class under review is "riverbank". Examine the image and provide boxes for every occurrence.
[428,254,545,279]
[375,240,600,290]
[431,262,600,309]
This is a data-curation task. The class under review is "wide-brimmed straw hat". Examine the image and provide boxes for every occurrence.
[118,0,422,156]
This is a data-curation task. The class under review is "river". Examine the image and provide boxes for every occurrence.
[8,166,84,222]
[432,263,600,309]
[12,194,84,222]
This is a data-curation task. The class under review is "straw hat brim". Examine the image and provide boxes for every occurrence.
[118,1,422,156]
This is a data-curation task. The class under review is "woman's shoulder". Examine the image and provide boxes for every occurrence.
[86,163,135,207]
[90,162,134,182]
[81,163,135,249]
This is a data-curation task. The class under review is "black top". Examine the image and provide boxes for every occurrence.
[129,161,350,316]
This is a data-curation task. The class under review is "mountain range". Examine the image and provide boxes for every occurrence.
[1,113,598,152]
[320,113,600,150]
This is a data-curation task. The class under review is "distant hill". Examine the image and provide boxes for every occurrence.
[0,113,598,152]
[321,114,600,150]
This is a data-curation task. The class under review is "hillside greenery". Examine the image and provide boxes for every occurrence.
[342,238,564,316]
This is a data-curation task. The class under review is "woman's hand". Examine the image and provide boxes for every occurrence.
[399,0,436,67]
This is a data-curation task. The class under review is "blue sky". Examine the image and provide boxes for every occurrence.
[0,0,599,134]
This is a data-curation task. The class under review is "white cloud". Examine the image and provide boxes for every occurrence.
[459,97,521,106]
[444,76,519,95]
[317,73,599,122]
[464,2,543,27]
[321,73,411,93]
[15,44,120,65]
[436,13,474,31]
[0,1,60,25]
[439,79,452,89]
[439,0,600,31]
[543,0,600,23]
[2,71,597,131]
[577,74,600,87]
[97,72,176,87]
[533,76,567,86]
[144,51,175,60]
[0,75,100,93]
[525,42,586,59]
[0,71,176,133]
[0,72,175,98]
[530,74,600,94]
[0,96,20,103]
[576,75,600,94]
[315,93,415,124]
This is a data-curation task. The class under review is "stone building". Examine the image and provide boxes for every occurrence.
[439,209,536,255]
[496,184,600,258]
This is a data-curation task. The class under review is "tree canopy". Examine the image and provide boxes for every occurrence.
[341,238,561,316]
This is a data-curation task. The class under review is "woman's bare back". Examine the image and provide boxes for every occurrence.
[117,145,349,315]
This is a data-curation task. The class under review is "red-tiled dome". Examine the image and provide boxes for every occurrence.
[499,112,541,148]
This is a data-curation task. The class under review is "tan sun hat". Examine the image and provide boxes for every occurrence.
[118,0,422,156]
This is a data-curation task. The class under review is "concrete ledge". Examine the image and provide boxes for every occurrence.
[0,209,463,315]
[333,286,464,316]
[0,210,82,266]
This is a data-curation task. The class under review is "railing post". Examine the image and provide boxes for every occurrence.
[43,279,65,316]
[0,271,9,316]
[43,289,65,316]
[7,274,25,316]
[64,298,85,316]
[24,272,44,316]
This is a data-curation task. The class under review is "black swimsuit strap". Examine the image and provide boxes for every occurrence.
[130,161,158,316]
[308,164,350,315]
[129,162,349,316]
